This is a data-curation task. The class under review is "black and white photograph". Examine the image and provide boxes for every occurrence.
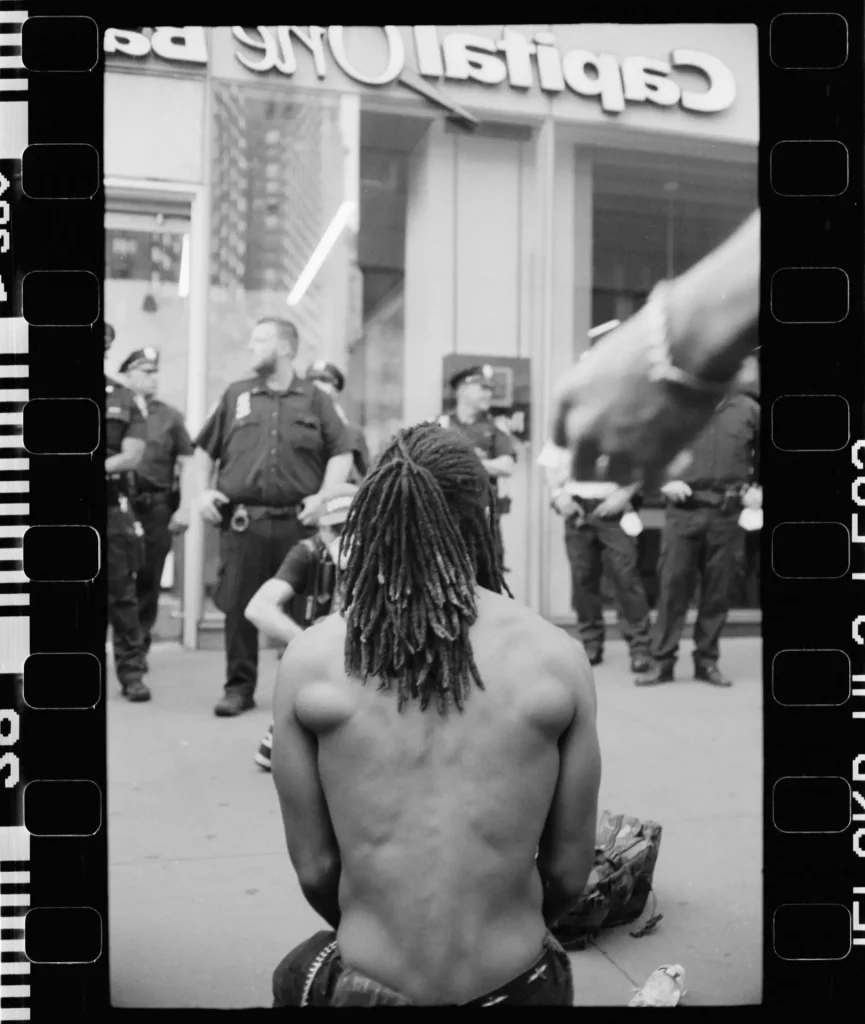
[103,24,760,1007]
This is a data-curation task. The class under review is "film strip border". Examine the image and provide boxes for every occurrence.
[763,6,865,1006]
[0,0,28,1020]
[1,3,106,1018]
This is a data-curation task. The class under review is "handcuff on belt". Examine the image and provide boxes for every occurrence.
[230,504,250,533]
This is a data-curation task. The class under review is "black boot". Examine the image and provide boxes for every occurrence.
[586,649,603,667]
[695,662,733,687]
[214,691,256,717]
[122,679,152,702]
[635,661,674,687]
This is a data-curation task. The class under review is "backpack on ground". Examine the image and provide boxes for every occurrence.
[550,810,664,952]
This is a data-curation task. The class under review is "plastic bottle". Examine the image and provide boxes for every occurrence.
[628,964,686,1007]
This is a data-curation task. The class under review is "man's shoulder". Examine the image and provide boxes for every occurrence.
[476,591,582,661]
[222,377,260,399]
[283,614,346,675]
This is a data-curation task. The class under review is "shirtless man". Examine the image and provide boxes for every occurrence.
[270,422,601,1007]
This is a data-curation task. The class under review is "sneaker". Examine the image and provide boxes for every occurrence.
[122,679,152,702]
[254,724,273,772]
[214,692,256,717]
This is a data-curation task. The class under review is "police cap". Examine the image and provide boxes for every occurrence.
[119,347,160,374]
[449,364,495,392]
[308,360,345,392]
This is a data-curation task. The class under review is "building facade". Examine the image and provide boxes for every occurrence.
[102,25,759,646]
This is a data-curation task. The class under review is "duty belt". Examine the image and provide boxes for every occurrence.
[222,502,304,533]
[676,487,743,513]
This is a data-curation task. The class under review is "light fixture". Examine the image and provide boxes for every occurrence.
[588,319,621,340]
[178,233,190,299]
[286,200,356,307]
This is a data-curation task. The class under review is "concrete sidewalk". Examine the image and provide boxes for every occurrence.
[108,637,761,1009]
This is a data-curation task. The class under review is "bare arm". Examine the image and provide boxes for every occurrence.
[271,632,342,930]
[105,436,145,474]
[321,451,353,491]
[665,209,760,384]
[244,578,304,647]
[537,642,601,929]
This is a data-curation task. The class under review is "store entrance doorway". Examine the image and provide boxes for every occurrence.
[104,181,207,649]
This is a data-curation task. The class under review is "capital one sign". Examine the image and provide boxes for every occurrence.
[105,26,736,117]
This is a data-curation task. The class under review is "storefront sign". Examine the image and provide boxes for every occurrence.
[104,27,208,66]
[105,26,736,117]
[232,27,735,115]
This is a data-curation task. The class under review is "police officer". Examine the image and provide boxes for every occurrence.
[194,316,354,717]
[306,360,371,482]
[636,354,761,689]
[105,323,150,702]
[120,346,194,659]
[439,365,516,570]
[539,438,653,673]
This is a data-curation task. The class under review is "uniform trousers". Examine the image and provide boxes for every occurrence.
[133,492,173,653]
[215,511,313,699]
[564,513,651,660]
[651,504,744,667]
[107,503,148,686]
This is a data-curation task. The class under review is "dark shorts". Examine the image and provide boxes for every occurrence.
[272,929,574,1007]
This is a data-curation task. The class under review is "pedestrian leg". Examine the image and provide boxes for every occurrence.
[642,508,703,680]
[692,509,741,684]
[214,519,273,713]
[597,518,653,670]
[107,506,150,701]
[564,518,605,664]
[135,498,173,655]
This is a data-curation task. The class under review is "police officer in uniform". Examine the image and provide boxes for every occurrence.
[439,365,516,571]
[636,354,761,689]
[306,360,371,482]
[194,316,354,717]
[539,438,652,673]
[105,323,151,702]
[120,347,195,658]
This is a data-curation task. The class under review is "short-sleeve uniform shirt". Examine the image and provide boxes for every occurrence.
[440,411,516,492]
[106,376,147,456]
[135,398,194,492]
[194,376,352,505]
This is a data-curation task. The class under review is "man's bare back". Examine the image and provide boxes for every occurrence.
[272,588,600,1006]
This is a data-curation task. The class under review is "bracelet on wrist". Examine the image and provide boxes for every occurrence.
[644,281,734,398]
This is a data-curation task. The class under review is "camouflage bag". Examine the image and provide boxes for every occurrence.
[551,810,664,952]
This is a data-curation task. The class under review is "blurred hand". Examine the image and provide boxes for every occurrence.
[595,488,632,519]
[169,507,189,535]
[552,492,580,518]
[552,211,759,489]
[552,310,714,490]
[299,492,323,527]
[660,480,693,504]
[199,489,228,525]
[742,485,762,510]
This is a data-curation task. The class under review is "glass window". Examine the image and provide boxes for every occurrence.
[589,149,758,611]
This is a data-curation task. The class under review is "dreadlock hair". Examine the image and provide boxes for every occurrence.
[340,421,512,716]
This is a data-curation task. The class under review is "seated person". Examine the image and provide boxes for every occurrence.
[244,485,356,771]
[270,423,601,1006]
